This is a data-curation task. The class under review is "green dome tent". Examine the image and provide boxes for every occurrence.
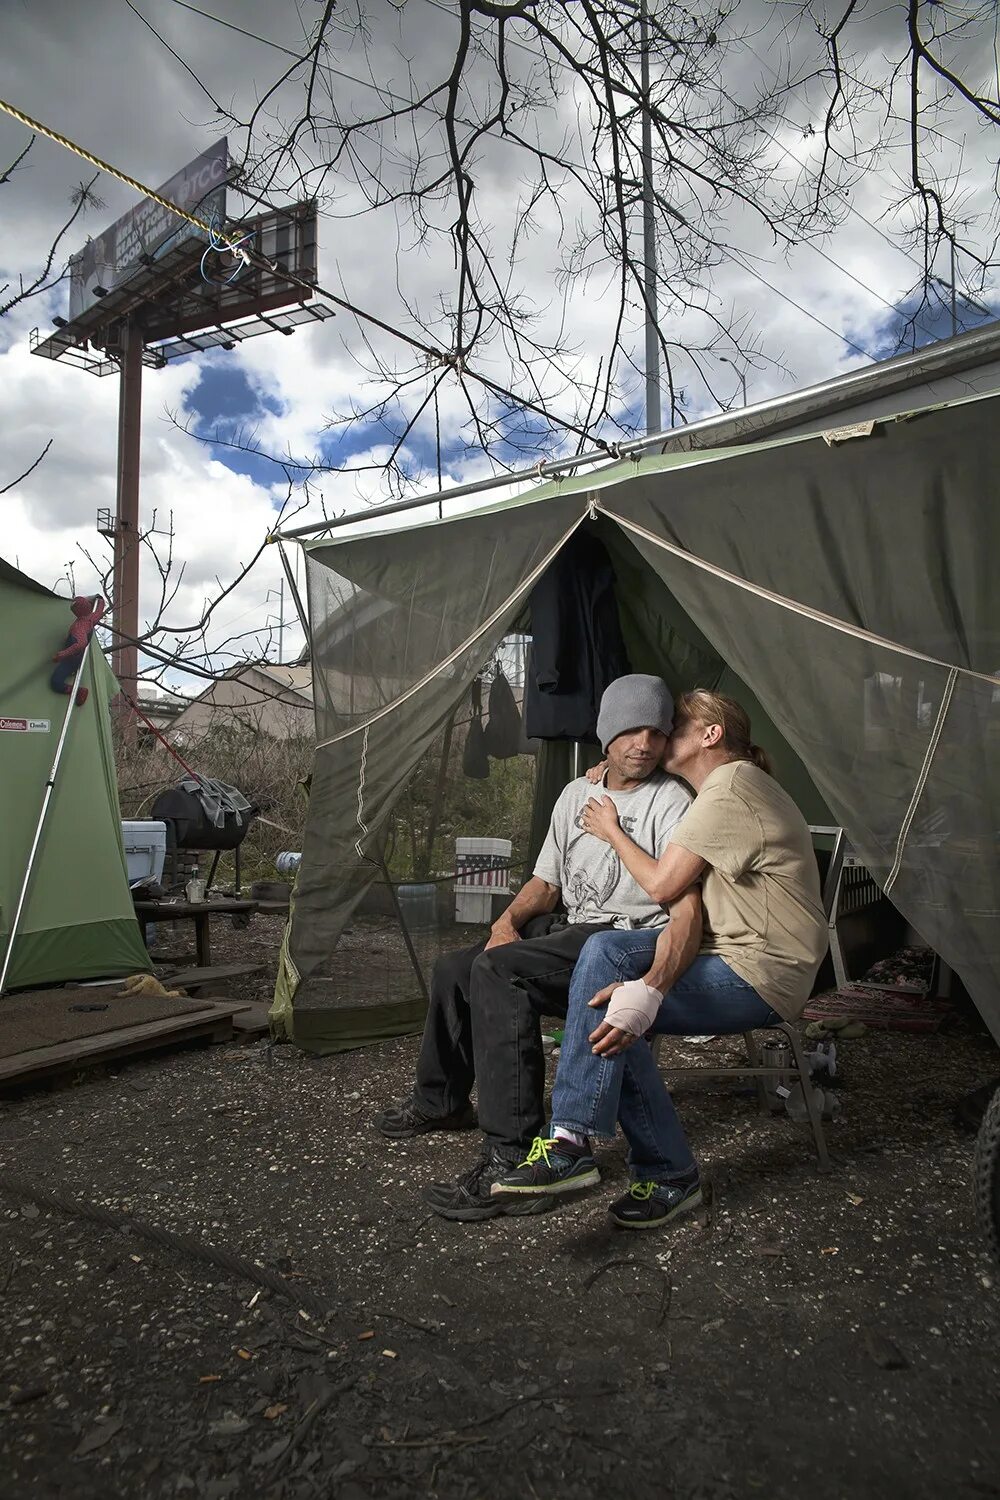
[0,560,149,991]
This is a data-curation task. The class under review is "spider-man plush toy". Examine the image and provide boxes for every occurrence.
[50,594,106,707]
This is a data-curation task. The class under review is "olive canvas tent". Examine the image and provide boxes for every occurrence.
[271,388,1000,1053]
[0,560,149,991]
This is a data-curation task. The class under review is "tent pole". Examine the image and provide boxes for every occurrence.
[276,539,309,634]
[0,632,96,998]
[422,709,457,878]
[380,858,431,1007]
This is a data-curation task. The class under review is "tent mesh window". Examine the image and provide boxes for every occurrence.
[273,391,1000,1053]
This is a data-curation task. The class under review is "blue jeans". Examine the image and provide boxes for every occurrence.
[550,930,781,1183]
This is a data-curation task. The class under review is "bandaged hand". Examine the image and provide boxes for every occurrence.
[603,978,664,1038]
[588,978,664,1056]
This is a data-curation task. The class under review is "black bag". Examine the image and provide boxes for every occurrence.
[462,680,490,779]
[482,667,523,760]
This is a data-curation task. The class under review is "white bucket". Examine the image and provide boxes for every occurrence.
[455,837,511,923]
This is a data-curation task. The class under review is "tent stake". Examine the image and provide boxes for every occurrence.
[0,633,96,998]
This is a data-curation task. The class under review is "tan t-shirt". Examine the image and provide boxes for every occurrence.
[668,760,827,1020]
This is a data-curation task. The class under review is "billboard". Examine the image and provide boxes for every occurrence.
[68,139,228,322]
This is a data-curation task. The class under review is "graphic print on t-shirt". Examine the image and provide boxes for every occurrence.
[532,770,692,928]
[562,811,638,912]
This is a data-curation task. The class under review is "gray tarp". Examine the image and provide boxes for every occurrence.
[272,391,1000,1050]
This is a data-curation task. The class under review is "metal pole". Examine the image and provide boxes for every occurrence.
[278,578,285,664]
[950,241,958,338]
[273,318,1000,543]
[640,0,661,435]
[381,858,431,1007]
[277,539,309,634]
[0,632,97,997]
[113,318,143,706]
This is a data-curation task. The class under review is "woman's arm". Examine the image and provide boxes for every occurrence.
[580,796,706,904]
[639,885,704,992]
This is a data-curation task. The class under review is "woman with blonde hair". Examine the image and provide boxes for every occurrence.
[491,690,828,1229]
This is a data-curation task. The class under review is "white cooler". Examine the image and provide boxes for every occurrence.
[121,820,167,886]
[455,837,511,924]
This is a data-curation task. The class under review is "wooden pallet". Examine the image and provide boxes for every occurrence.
[0,999,244,1088]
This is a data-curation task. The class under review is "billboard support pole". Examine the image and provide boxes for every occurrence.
[113,317,143,711]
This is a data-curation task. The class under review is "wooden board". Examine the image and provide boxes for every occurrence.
[158,962,265,993]
[232,1002,272,1041]
[0,999,244,1087]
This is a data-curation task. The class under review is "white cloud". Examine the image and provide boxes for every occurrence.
[2,0,998,679]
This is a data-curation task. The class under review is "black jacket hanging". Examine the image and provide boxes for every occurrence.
[523,528,631,742]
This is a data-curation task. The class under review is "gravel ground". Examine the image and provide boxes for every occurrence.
[1,916,999,1500]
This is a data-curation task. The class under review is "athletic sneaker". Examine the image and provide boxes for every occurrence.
[374,1096,477,1140]
[423,1149,556,1222]
[608,1177,703,1230]
[491,1135,600,1196]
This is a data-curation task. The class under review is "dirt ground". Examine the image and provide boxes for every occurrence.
[2,914,1000,1500]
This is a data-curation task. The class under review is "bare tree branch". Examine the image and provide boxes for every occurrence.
[0,439,53,496]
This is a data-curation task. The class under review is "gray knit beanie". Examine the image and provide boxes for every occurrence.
[596,674,674,753]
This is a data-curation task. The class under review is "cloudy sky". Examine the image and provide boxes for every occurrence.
[1,0,997,688]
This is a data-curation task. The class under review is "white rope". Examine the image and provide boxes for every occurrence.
[354,723,370,859]
[883,666,959,895]
[315,511,589,750]
[598,505,1000,687]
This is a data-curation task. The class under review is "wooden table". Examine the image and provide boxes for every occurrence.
[133,899,257,967]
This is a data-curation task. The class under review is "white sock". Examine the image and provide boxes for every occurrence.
[553,1126,587,1149]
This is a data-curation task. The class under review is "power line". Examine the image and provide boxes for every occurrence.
[0,94,606,450]
[162,0,884,358]
[738,36,935,281]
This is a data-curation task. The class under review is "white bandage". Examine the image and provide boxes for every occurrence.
[603,979,664,1038]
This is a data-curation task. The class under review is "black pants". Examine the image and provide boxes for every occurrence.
[412,916,613,1154]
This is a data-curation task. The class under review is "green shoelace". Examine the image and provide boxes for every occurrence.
[629,1181,657,1200]
[519,1136,557,1169]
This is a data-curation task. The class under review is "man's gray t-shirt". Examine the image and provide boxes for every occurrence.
[533,769,692,928]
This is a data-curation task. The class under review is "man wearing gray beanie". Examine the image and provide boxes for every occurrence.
[596,673,675,756]
[377,673,692,1223]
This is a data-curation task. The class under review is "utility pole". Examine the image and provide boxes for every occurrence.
[639,0,661,435]
[112,317,143,707]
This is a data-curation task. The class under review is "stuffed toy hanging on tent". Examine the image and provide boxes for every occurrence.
[50,594,106,707]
